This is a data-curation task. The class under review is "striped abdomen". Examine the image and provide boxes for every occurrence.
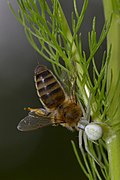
[34,65,66,109]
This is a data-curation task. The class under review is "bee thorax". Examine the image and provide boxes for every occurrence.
[54,101,82,128]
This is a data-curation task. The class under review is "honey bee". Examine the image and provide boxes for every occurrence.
[17,65,82,131]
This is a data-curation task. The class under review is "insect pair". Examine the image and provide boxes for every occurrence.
[17,65,103,164]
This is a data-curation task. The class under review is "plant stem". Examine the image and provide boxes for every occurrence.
[106,132,120,180]
[103,0,120,179]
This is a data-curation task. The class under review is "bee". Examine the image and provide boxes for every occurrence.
[17,64,104,166]
[17,65,82,131]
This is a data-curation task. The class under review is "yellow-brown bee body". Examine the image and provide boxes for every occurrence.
[53,100,82,129]
[17,65,82,131]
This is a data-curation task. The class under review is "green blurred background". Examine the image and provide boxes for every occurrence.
[0,0,105,179]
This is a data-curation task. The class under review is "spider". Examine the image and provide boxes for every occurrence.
[77,94,103,166]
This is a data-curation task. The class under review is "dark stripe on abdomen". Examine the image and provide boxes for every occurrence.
[34,65,65,109]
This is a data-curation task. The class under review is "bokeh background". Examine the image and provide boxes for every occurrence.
[0,0,105,179]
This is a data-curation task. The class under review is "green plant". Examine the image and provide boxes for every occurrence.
[8,0,120,179]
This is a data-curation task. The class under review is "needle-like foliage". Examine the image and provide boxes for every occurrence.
[8,0,115,179]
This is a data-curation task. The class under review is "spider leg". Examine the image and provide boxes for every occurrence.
[90,140,99,145]
[77,119,88,130]
[78,93,92,126]
[78,129,82,149]
[78,129,84,153]
[78,100,86,117]
[83,132,103,167]
[85,93,92,121]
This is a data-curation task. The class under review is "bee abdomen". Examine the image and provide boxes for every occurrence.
[34,65,65,109]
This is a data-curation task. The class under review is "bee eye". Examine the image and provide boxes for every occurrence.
[85,123,103,141]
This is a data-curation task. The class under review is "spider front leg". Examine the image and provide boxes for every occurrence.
[78,122,103,166]
[77,94,103,166]
[78,129,84,152]
[77,93,91,130]
[83,130,104,167]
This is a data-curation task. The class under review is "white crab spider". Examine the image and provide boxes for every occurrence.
[85,123,103,141]
[78,119,103,141]
[77,94,103,166]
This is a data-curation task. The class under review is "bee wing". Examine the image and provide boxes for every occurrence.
[17,112,53,131]
[59,68,77,100]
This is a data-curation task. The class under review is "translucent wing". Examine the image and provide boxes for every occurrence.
[17,111,53,131]
[59,66,77,101]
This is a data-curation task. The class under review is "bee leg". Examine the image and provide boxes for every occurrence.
[83,131,104,167]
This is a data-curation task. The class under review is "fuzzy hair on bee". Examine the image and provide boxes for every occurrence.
[17,64,83,131]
